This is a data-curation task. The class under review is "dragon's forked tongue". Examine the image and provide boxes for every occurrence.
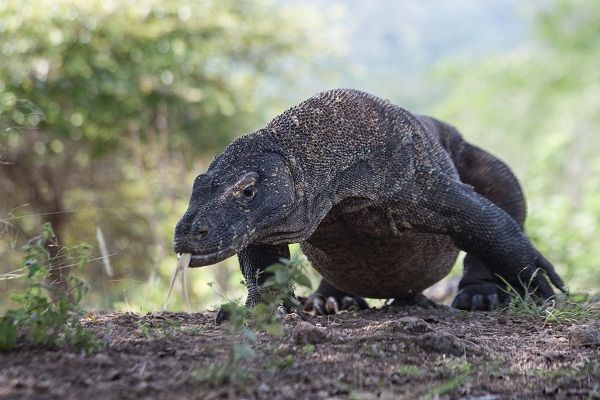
[164,253,192,312]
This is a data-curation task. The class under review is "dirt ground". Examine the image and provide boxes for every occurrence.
[1,304,599,400]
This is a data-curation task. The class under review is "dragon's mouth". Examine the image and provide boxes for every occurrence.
[177,247,239,268]
[175,229,254,268]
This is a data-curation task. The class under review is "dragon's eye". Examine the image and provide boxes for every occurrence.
[242,186,255,199]
[193,174,206,187]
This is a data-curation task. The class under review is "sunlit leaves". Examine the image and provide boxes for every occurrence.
[0,0,321,156]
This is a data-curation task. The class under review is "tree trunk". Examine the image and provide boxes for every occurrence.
[1,129,73,301]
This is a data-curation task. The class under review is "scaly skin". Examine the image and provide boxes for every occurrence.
[173,89,565,318]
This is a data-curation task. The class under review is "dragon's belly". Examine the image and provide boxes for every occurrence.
[301,207,459,298]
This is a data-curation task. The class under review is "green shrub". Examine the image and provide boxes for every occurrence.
[190,255,312,386]
[0,223,103,353]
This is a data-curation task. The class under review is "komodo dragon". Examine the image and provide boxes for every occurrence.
[173,89,565,320]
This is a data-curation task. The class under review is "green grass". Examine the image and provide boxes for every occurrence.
[498,275,597,325]
[181,326,205,336]
[302,344,316,355]
[396,364,424,378]
[189,353,253,388]
[270,354,295,371]
[418,358,474,399]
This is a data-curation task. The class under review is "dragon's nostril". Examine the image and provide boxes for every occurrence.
[191,223,209,238]
[188,220,210,239]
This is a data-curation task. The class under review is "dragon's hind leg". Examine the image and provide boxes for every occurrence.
[449,136,529,310]
[421,115,557,310]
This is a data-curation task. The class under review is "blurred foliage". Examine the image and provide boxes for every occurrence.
[436,0,600,291]
[0,0,331,311]
[0,0,598,313]
[0,0,324,153]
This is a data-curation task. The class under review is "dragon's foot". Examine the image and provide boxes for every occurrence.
[451,282,501,311]
[390,292,438,308]
[300,292,369,316]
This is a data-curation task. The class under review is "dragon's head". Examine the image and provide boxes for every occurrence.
[173,143,298,267]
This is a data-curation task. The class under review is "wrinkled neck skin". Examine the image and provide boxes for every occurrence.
[258,135,402,246]
[249,141,330,246]
[257,173,332,246]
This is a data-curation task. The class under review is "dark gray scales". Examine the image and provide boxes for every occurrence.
[173,89,565,317]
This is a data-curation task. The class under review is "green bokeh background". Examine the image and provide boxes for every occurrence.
[1,0,598,312]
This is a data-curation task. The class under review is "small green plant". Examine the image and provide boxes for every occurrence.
[396,364,423,378]
[498,274,596,325]
[525,367,577,379]
[422,373,470,399]
[302,343,316,355]
[136,318,183,338]
[441,357,472,375]
[0,223,102,353]
[420,358,474,399]
[270,354,295,371]
[190,254,312,386]
[137,322,150,338]
[182,326,205,336]
[260,254,313,308]
[158,318,182,334]
[189,341,256,387]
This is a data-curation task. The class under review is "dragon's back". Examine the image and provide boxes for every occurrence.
[265,89,461,298]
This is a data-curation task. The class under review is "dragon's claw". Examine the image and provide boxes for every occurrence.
[451,283,503,311]
[302,292,367,315]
